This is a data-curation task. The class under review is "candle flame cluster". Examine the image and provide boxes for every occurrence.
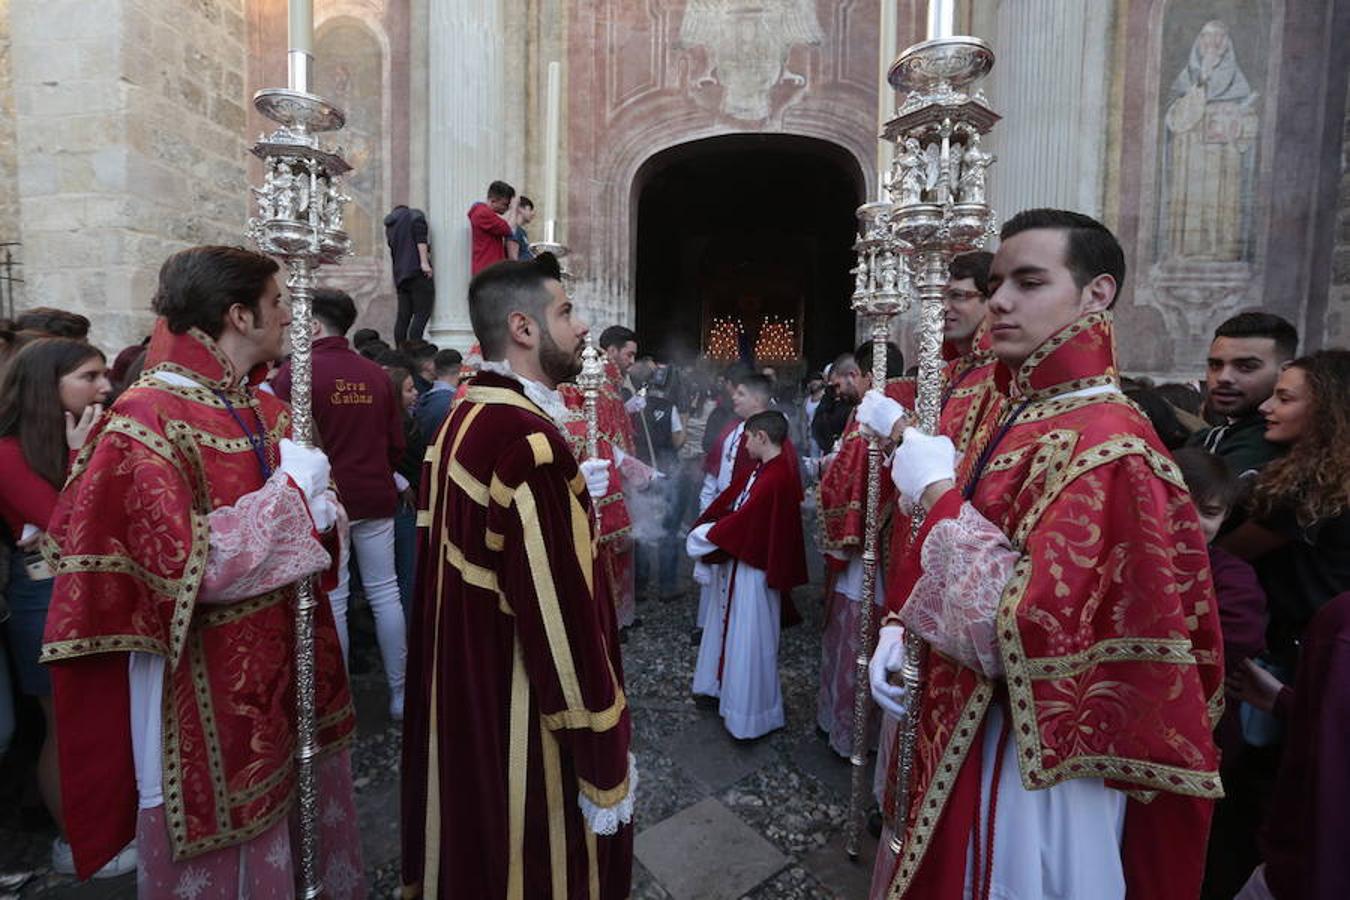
[705,316,743,361]
[754,315,797,361]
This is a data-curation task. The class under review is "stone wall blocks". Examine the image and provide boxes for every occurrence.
[178,77,208,116]
[77,42,119,80]
[16,157,59,196]
[221,10,245,43]
[207,95,245,132]
[57,155,100,194]
[10,0,114,41]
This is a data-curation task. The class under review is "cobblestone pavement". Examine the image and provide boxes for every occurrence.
[2,551,881,899]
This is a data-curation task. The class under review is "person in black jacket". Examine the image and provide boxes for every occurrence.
[384,205,435,345]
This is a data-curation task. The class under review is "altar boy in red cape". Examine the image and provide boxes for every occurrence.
[867,210,1223,900]
[687,410,807,739]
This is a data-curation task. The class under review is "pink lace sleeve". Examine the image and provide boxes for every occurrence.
[899,502,1019,677]
[198,473,332,604]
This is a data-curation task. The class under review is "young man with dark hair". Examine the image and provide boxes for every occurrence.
[402,252,635,899]
[43,246,364,891]
[467,180,518,275]
[695,371,776,635]
[413,347,464,442]
[866,210,1222,900]
[1190,311,1299,478]
[507,195,536,261]
[688,409,806,739]
[384,204,435,344]
[599,325,640,401]
[352,326,381,350]
[401,338,438,394]
[274,287,408,721]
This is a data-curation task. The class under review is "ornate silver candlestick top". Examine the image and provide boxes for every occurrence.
[577,334,604,461]
[875,26,1001,884]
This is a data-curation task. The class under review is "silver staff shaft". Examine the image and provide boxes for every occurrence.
[248,14,353,891]
[877,29,999,884]
[843,198,905,859]
[285,263,323,899]
[844,312,891,860]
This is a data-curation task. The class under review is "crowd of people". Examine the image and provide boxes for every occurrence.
[0,205,1345,899]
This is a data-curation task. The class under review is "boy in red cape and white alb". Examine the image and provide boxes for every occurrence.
[866,210,1223,900]
[687,410,807,739]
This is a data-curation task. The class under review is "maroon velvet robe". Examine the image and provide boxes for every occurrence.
[1260,593,1350,900]
[401,372,633,899]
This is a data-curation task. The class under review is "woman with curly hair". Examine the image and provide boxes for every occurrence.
[1222,348,1350,666]
[1213,349,1350,900]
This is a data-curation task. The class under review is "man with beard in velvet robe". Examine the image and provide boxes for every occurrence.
[402,253,636,899]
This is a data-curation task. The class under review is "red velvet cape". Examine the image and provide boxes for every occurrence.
[818,378,916,557]
[696,451,808,593]
[41,323,353,877]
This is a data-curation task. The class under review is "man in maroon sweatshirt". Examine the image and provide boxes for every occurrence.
[467,180,517,274]
[274,288,408,720]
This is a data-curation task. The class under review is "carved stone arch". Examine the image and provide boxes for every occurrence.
[577,115,874,327]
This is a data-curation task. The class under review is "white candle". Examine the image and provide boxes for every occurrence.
[543,61,561,234]
[926,0,955,40]
[289,0,313,55]
[877,0,898,195]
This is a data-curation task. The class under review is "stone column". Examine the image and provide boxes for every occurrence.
[973,0,1113,223]
[425,0,507,350]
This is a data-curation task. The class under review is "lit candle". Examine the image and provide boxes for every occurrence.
[289,0,313,55]
[926,0,955,41]
[543,61,561,242]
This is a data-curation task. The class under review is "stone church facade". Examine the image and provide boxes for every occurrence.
[1,0,1347,377]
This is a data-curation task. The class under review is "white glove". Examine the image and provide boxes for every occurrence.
[579,458,612,499]
[856,389,908,440]
[869,625,908,719]
[309,489,339,533]
[624,394,646,415]
[279,438,331,502]
[890,428,956,509]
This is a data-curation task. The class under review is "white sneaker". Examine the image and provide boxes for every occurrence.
[51,839,137,879]
[50,838,74,876]
[93,842,137,880]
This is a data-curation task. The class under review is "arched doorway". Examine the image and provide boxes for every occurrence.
[632,134,864,375]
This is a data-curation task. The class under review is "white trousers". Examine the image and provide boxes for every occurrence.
[330,516,407,717]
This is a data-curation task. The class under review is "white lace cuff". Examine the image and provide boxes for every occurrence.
[577,753,638,836]
[199,472,332,604]
[900,502,1018,677]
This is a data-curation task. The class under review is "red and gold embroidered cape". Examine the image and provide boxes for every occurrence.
[818,379,916,557]
[402,372,633,899]
[937,330,998,456]
[881,314,1224,900]
[41,324,354,877]
[558,383,635,620]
